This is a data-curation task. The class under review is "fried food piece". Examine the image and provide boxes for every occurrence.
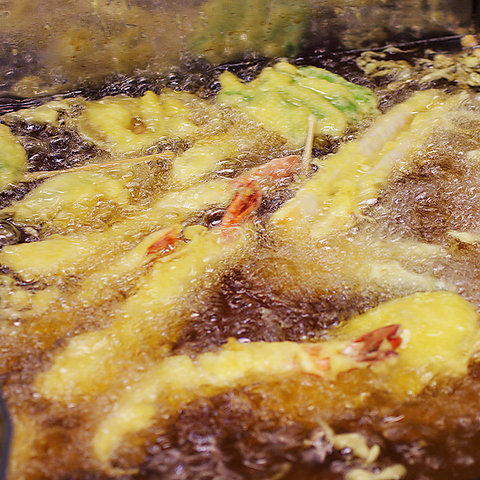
[76,90,225,155]
[0,179,234,282]
[5,170,130,230]
[0,123,27,190]
[272,89,462,238]
[217,61,378,147]
[337,291,480,395]
[92,323,402,466]
[90,291,480,468]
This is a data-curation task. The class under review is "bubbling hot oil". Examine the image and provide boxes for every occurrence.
[4,57,480,480]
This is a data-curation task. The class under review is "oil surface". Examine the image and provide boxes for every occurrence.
[2,39,480,480]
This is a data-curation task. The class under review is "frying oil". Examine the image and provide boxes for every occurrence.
[3,56,480,480]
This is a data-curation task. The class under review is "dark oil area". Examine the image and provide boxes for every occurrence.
[1,36,480,480]
[5,121,101,173]
[172,264,382,355]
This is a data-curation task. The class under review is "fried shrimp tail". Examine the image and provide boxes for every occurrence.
[145,224,182,256]
[342,324,402,363]
[220,179,262,234]
[221,155,304,237]
[302,324,401,376]
[229,154,301,190]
